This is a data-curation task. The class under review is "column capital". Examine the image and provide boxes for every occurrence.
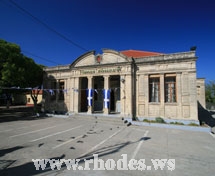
[103,75,110,79]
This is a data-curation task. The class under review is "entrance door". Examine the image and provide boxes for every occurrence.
[110,75,120,113]
[79,77,88,112]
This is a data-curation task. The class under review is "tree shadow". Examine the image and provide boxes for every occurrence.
[0,146,24,157]
[1,154,66,176]
[54,137,151,172]
[0,137,151,175]
[0,106,50,123]
[0,146,25,174]
[77,136,151,163]
[198,101,215,127]
[209,110,215,115]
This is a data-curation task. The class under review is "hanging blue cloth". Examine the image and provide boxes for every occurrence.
[103,89,111,108]
[87,89,94,106]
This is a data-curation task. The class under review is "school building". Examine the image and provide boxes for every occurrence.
[43,49,205,122]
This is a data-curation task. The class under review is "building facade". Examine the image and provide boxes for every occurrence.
[43,49,205,121]
[26,90,43,106]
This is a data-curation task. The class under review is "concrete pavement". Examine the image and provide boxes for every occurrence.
[0,115,215,176]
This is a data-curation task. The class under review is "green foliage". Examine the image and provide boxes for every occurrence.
[155,117,166,123]
[188,123,199,126]
[143,117,166,124]
[143,118,200,127]
[143,119,151,123]
[0,39,43,89]
[205,80,215,103]
[170,121,184,125]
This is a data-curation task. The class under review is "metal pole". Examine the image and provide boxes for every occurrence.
[131,58,136,121]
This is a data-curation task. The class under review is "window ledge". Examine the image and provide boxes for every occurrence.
[165,102,178,105]
[149,102,160,105]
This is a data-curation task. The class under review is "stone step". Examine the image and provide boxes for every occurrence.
[69,113,126,125]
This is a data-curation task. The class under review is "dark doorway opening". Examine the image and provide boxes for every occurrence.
[93,76,104,112]
[109,75,120,113]
[79,77,88,112]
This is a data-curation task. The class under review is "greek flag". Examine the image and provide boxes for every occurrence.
[87,89,94,106]
[103,89,110,108]
[49,89,55,95]
[63,89,68,94]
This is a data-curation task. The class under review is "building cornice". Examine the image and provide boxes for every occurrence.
[44,65,70,72]
[135,51,197,63]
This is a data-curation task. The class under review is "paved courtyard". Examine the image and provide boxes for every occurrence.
[0,112,215,176]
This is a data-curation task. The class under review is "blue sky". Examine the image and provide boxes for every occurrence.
[0,0,215,81]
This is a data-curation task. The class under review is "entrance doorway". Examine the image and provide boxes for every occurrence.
[93,76,104,112]
[79,77,88,112]
[109,75,120,113]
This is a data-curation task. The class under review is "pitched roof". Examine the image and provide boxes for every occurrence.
[120,50,162,58]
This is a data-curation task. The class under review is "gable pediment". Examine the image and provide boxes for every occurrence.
[71,49,129,68]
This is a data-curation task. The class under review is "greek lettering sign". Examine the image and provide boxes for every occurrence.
[80,67,121,75]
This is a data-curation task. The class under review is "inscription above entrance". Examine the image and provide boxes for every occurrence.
[80,67,122,75]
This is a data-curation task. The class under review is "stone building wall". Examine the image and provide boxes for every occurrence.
[43,49,203,121]
[196,78,206,108]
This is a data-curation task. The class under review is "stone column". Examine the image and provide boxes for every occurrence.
[160,74,165,117]
[189,71,198,120]
[74,77,79,113]
[69,77,75,113]
[125,74,132,117]
[176,72,182,118]
[144,74,149,116]
[87,76,93,114]
[63,79,68,111]
[103,75,110,114]
[56,80,59,102]
[120,75,126,116]
[65,78,70,112]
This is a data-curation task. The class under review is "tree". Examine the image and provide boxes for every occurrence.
[0,39,44,112]
[205,81,215,108]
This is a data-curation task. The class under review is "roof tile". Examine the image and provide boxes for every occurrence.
[120,50,162,58]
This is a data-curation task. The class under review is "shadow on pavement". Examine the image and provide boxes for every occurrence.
[1,154,66,176]
[0,106,49,123]
[1,136,151,175]
[0,146,24,158]
[198,101,215,128]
